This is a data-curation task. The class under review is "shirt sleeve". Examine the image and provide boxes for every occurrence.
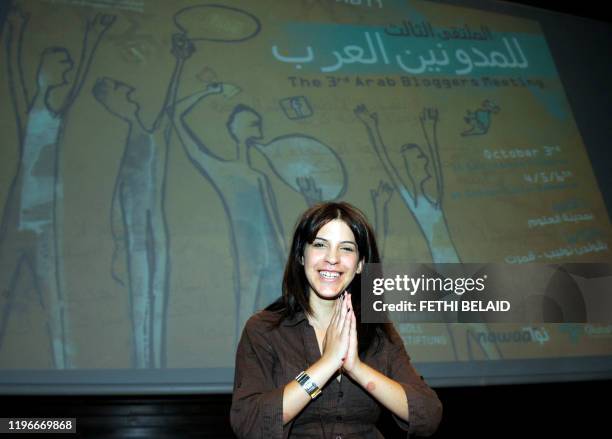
[230,316,286,439]
[384,326,443,437]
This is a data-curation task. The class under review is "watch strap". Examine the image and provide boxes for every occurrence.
[295,371,322,399]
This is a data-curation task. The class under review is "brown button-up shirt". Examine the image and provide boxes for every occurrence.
[230,310,442,438]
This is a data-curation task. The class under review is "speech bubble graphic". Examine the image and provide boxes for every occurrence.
[255,135,347,201]
[174,5,261,43]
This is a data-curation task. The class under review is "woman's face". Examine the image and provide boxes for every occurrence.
[303,219,363,300]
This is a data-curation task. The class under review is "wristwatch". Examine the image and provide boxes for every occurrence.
[295,371,322,399]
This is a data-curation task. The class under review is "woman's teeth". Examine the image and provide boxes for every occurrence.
[320,271,340,279]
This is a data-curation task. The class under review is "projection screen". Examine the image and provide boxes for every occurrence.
[0,0,611,393]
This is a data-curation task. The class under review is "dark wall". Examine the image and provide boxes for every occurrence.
[2,379,609,438]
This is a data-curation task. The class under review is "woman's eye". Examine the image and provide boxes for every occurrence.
[312,242,325,248]
[342,247,355,252]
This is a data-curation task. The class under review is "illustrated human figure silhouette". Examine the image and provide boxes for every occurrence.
[356,105,458,262]
[91,34,192,368]
[356,104,501,360]
[171,71,287,339]
[0,6,114,369]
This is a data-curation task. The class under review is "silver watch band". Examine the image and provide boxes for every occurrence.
[295,371,322,399]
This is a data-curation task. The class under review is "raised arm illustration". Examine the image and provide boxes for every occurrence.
[4,6,29,145]
[355,104,417,208]
[370,180,394,259]
[64,15,116,113]
[171,82,225,173]
[419,108,444,206]
[0,6,114,369]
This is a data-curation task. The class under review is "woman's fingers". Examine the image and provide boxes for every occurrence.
[321,293,353,368]
[339,292,348,327]
[342,308,358,372]
[327,293,349,337]
[340,306,351,340]
[329,294,341,327]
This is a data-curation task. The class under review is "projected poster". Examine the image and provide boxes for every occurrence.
[0,0,610,380]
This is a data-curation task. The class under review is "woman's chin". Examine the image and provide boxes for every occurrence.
[311,287,345,301]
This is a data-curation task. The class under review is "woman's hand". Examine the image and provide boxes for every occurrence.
[321,293,351,370]
[342,293,361,374]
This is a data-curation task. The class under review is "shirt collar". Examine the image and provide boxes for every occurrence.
[281,310,308,327]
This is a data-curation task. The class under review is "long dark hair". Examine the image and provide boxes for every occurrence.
[266,202,390,355]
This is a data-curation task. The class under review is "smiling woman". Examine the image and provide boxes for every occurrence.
[230,202,442,439]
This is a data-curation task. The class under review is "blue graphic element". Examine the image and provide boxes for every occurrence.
[461,99,500,136]
[272,23,558,78]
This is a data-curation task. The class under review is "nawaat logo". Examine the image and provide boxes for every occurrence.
[470,327,550,345]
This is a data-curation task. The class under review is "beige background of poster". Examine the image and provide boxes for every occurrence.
[0,0,610,369]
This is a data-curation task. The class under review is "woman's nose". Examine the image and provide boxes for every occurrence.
[325,247,339,264]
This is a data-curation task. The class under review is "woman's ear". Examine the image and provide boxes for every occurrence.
[300,255,305,265]
[356,258,364,274]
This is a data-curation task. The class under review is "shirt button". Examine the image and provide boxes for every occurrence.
[335,436,342,439]
[338,391,344,398]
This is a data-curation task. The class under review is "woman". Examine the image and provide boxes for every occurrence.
[231,202,442,438]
